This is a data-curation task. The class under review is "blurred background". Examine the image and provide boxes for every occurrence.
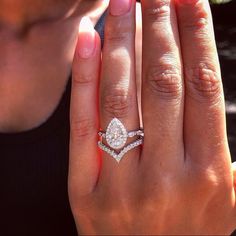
[211,0,236,161]
[211,1,236,234]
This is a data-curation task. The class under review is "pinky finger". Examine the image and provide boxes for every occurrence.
[69,17,101,199]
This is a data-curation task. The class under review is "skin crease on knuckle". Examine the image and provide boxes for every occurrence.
[185,63,222,103]
[101,87,134,119]
[70,117,97,141]
[4,0,232,234]
[181,0,209,33]
[71,1,236,235]
[104,18,134,45]
[143,0,171,21]
[72,71,95,85]
[146,64,183,100]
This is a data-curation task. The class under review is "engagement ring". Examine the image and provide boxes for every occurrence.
[98,118,144,162]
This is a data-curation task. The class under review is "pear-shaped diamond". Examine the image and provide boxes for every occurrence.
[105,118,127,150]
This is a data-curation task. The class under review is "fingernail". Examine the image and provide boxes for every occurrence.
[77,17,96,59]
[110,0,132,16]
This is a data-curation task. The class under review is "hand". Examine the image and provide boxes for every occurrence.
[68,0,236,234]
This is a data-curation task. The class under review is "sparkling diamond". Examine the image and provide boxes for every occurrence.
[98,138,143,163]
[105,118,127,150]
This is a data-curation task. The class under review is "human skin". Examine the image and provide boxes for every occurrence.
[1,0,236,234]
[68,0,236,235]
[0,0,107,132]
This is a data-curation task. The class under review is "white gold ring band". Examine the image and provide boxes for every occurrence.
[98,118,144,163]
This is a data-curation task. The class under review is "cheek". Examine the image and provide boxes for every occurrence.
[42,0,80,17]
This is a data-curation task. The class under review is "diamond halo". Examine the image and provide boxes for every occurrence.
[98,118,144,162]
[105,118,127,150]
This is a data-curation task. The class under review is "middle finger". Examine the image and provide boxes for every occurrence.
[141,0,184,171]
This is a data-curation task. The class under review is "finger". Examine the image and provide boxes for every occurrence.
[232,162,236,188]
[98,0,140,191]
[176,0,231,167]
[141,0,184,169]
[232,162,236,225]
[69,17,101,198]
[98,0,140,185]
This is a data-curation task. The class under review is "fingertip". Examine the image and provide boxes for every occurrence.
[77,16,96,59]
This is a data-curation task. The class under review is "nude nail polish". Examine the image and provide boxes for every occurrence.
[77,17,96,59]
[110,0,132,16]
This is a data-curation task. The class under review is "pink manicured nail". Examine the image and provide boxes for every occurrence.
[77,17,96,59]
[110,0,132,16]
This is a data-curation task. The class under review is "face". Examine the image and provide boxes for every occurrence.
[0,0,83,27]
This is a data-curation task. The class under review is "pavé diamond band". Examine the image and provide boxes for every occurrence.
[98,118,144,162]
[98,130,144,139]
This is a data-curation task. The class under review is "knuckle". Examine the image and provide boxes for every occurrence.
[187,162,232,196]
[141,178,181,211]
[185,64,222,102]
[146,64,183,100]
[197,171,220,189]
[72,71,94,85]
[70,118,97,141]
[182,2,209,32]
[104,48,131,68]
[183,16,208,33]
[144,0,171,21]
[102,87,133,118]
[194,172,226,197]
[140,169,180,202]
[105,19,133,45]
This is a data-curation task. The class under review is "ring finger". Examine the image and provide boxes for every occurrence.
[98,0,140,184]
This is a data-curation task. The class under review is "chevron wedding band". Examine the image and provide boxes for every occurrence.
[98,118,144,163]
